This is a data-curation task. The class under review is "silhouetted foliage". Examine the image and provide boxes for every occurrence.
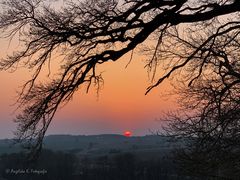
[164,82,240,179]
[1,148,234,180]
[0,0,240,158]
[163,23,240,177]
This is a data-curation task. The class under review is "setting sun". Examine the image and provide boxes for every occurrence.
[124,131,132,137]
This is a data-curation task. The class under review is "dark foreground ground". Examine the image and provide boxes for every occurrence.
[0,134,233,180]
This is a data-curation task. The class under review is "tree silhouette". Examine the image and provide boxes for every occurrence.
[164,86,240,178]
[163,22,240,177]
[0,0,240,156]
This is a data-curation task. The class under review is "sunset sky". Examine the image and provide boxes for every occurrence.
[0,3,177,139]
[0,42,176,138]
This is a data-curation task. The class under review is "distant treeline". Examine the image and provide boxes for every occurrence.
[0,149,231,180]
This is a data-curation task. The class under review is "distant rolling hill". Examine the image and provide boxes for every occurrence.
[0,134,180,158]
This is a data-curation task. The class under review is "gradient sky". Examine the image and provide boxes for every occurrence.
[0,51,176,138]
[0,7,177,139]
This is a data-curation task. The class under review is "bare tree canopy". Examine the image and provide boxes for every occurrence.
[162,3,240,176]
[0,0,240,157]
